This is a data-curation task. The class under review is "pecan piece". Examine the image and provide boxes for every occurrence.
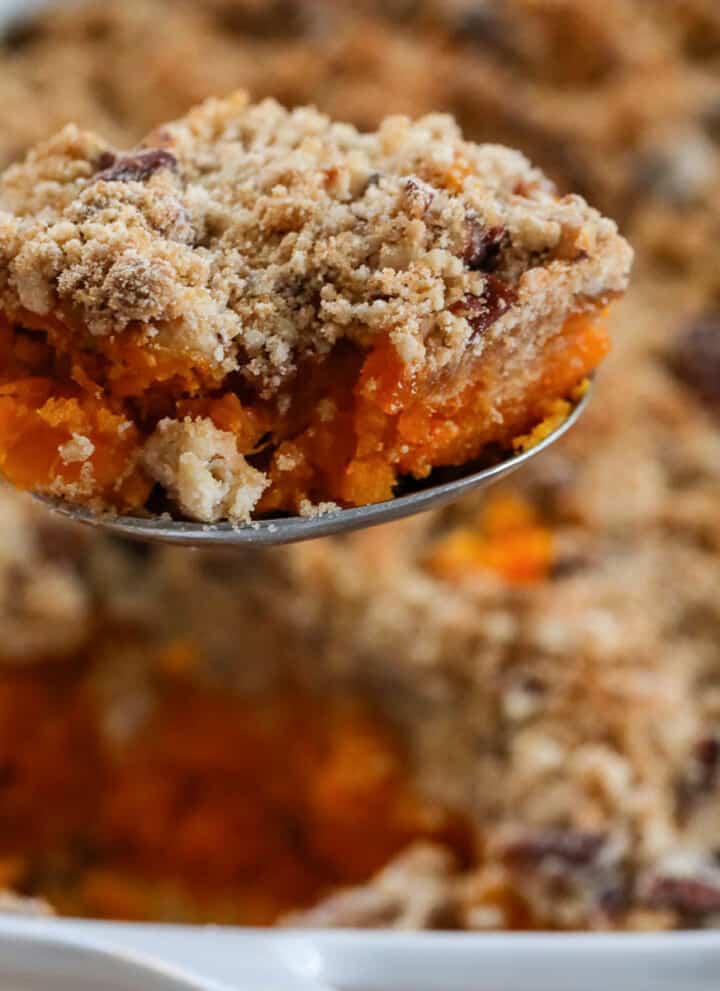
[96,148,178,183]
[595,881,630,916]
[2,18,43,52]
[454,275,516,338]
[402,176,435,218]
[676,735,720,815]
[689,736,720,797]
[697,736,720,778]
[453,9,517,62]
[215,0,307,39]
[642,875,720,917]
[702,101,720,143]
[462,218,507,272]
[501,828,607,867]
[671,311,720,412]
[35,518,93,568]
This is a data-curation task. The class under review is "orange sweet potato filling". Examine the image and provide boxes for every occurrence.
[0,308,608,516]
[0,661,471,923]
[427,492,554,585]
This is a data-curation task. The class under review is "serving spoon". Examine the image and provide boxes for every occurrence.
[34,387,590,547]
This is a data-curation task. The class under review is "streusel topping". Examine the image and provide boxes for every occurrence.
[0,92,631,396]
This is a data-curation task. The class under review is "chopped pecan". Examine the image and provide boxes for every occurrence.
[453,9,518,63]
[677,735,720,814]
[112,536,153,562]
[698,736,720,771]
[454,275,516,338]
[35,518,92,568]
[501,829,607,867]
[215,0,308,39]
[402,176,435,218]
[595,880,630,916]
[551,553,592,579]
[96,148,178,183]
[462,218,507,272]
[671,311,720,412]
[2,18,43,51]
[642,875,720,916]
[518,674,546,695]
[702,102,720,142]
[95,151,116,172]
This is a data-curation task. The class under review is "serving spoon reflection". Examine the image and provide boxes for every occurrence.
[34,386,590,547]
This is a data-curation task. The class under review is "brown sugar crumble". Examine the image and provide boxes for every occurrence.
[0,0,717,935]
[0,93,630,521]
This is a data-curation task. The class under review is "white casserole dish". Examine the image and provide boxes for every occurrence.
[0,0,717,987]
[1,916,720,991]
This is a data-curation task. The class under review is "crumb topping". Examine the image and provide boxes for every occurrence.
[0,488,89,660]
[0,92,631,396]
[141,416,269,522]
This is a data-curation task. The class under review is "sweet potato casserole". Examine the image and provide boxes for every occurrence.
[0,0,718,931]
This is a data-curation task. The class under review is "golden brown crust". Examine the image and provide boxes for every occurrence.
[0,95,630,392]
[0,0,715,272]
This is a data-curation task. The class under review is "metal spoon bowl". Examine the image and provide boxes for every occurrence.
[34,387,590,547]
